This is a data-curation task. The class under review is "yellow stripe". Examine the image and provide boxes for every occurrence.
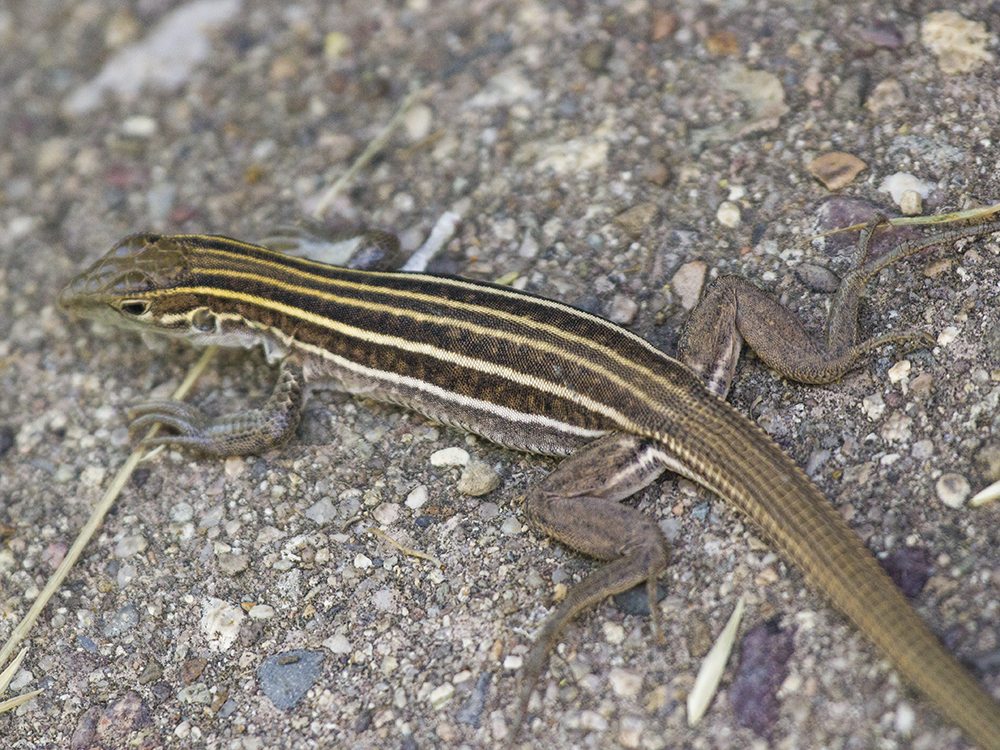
[161,284,656,437]
[151,265,694,421]
[193,241,674,369]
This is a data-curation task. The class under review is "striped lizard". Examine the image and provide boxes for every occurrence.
[59,215,1000,746]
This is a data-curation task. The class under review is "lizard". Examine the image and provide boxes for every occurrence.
[58,214,1000,747]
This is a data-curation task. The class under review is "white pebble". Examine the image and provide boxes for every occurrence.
[608,668,642,697]
[121,115,158,138]
[936,473,970,508]
[430,447,469,467]
[716,200,742,228]
[887,360,910,383]
[861,393,885,420]
[899,189,922,216]
[248,604,275,620]
[878,172,932,205]
[894,702,916,735]
[373,503,400,525]
[937,326,960,347]
[429,682,455,709]
[323,634,352,654]
[405,485,429,509]
[603,622,626,645]
[114,534,147,558]
[404,104,433,141]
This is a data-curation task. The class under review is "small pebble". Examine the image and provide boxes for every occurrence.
[580,39,613,72]
[171,502,194,523]
[201,598,244,651]
[324,31,351,60]
[795,264,840,294]
[121,115,157,138]
[882,547,933,597]
[478,502,500,520]
[372,589,396,612]
[579,710,608,731]
[867,78,905,114]
[305,498,337,524]
[405,485,429,509]
[921,11,994,75]
[114,535,147,558]
[603,622,626,645]
[973,443,1000,483]
[861,393,885,420]
[899,190,922,216]
[895,702,916,735]
[323,634,352,654]
[138,660,163,685]
[517,232,539,259]
[937,326,960,347]
[404,104,433,141]
[258,650,325,710]
[117,563,137,587]
[103,602,139,637]
[607,295,638,325]
[430,447,469,467]
[36,137,70,173]
[373,503,400,525]
[249,604,276,619]
[608,668,642,697]
[642,160,671,186]
[705,30,739,56]
[936,473,971,508]
[881,414,912,443]
[910,373,933,395]
[887,360,911,383]
[729,622,796,735]
[911,440,934,459]
[218,697,238,719]
[807,152,867,191]
[43,542,68,570]
[860,21,904,49]
[456,672,491,727]
[180,657,208,685]
[81,466,107,488]
[500,517,522,535]
[199,505,224,528]
[716,201,741,228]
[429,682,455,709]
[670,261,707,311]
[217,553,248,576]
[614,202,658,238]
[458,458,500,496]
[651,11,678,41]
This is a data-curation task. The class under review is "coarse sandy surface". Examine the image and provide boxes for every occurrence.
[2,1,1000,749]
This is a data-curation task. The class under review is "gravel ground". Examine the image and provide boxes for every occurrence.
[2,1,1000,749]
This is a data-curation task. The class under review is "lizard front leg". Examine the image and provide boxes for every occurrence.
[512,432,673,740]
[128,355,306,456]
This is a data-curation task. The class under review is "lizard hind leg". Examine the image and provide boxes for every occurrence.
[511,433,672,742]
[678,214,1000,392]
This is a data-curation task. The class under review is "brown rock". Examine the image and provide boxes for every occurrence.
[807,153,868,191]
[614,202,658,238]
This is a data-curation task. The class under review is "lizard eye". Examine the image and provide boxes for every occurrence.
[191,308,216,332]
[117,299,150,317]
